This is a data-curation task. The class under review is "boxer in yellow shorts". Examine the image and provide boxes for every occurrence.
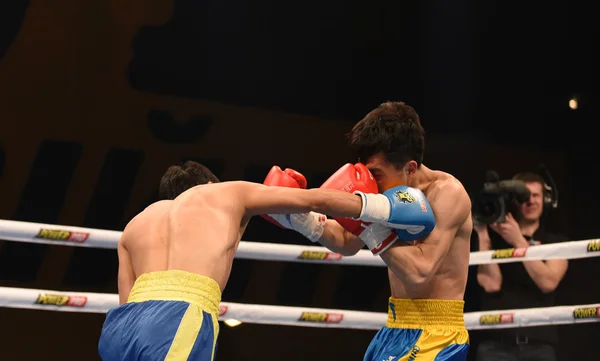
[363,299,469,360]
[97,161,405,361]
[273,102,473,360]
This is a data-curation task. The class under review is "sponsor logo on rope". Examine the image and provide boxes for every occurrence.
[36,228,89,243]
[479,313,514,325]
[298,312,343,323]
[35,293,87,307]
[573,307,600,319]
[491,248,527,259]
[219,305,228,316]
[587,240,600,252]
[298,251,342,261]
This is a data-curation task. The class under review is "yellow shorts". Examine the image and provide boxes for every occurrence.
[363,298,470,361]
[98,270,221,361]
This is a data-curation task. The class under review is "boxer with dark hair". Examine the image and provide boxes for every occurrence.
[266,101,473,361]
[97,161,427,361]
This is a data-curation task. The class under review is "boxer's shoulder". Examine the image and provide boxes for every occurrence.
[424,172,465,196]
[421,174,470,215]
[141,200,172,218]
[125,201,171,233]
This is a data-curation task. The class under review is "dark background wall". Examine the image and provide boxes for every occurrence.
[0,0,598,360]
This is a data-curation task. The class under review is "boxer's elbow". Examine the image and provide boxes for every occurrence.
[334,247,359,257]
[396,271,429,290]
[410,262,434,288]
[324,239,361,256]
[338,236,364,256]
[318,220,363,256]
[393,262,431,289]
[383,249,431,288]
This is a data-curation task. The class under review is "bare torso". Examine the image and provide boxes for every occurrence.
[388,170,472,300]
[120,183,250,293]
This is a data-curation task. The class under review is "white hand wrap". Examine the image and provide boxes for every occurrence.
[358,223,399,256]
[268,212,326,242]
[354,191,390,224]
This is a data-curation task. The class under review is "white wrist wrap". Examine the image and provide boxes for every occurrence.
[359,223,399,256]
[269,212,326,243]
[298,212,326,242]
[354,191,390,224]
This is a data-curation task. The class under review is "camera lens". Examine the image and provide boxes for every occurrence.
[473,194,503,224]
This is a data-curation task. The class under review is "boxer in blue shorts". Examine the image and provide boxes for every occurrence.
[97,161,424,361]
[269,102,473,360]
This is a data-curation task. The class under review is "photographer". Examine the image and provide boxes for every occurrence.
[474,171,569,361]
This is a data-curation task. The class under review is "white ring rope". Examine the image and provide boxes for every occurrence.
[1,219,599,330]
[0,219,599,266]
[0,286,598,330]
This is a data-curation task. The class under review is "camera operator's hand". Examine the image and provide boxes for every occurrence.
[489,213,529,248]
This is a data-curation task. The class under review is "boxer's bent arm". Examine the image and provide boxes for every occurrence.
[117,240,135,305]
[238,181,363,218]
[316,219,365,256]
[379,183,471,288]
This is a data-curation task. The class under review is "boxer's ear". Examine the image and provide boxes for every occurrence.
[404,160,418,176]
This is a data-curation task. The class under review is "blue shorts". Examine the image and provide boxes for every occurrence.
[98,270,221,361]
[364,298,470,361]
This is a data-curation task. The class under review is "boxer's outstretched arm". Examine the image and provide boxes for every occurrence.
[379,182,471,288]
[239,181,363,218]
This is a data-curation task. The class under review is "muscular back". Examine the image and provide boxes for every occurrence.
[387,172,473,300]
[118,183,249,302]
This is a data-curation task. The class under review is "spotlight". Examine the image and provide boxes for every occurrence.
[569,98,578,110]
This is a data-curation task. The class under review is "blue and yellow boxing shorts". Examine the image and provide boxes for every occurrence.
[364,298,469,361]
[98,270,221,361]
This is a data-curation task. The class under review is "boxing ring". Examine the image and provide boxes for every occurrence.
[0,219,599,332]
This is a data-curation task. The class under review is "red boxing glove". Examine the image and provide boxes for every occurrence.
[320,163,378,235]
[263,166,307,189]
[261,166,307,227]
[320,163,398,255]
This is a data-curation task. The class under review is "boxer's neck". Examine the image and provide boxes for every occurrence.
[407,164,436,190]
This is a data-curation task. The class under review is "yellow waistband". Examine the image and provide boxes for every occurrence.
[386,298,465,329]
[127,270,221,316]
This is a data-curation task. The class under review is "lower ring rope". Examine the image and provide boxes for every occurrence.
[0,286,598,330]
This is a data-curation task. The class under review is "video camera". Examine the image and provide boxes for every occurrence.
[471,165,559,225]
[471,170,531,225]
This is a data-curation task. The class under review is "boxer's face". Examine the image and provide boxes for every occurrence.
[364,152,411,192]
[518,181,544,221]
